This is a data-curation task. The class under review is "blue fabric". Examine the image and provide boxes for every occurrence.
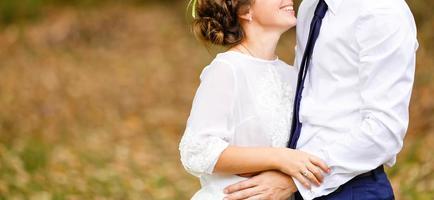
[287,0,328,149]
[294,167,395,200]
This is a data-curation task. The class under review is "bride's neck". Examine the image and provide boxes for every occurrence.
[232,26,281,60]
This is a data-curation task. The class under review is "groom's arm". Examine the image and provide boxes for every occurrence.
[294,6,418,200]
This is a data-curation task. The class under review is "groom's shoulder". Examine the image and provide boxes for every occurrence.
[357,0,408,14]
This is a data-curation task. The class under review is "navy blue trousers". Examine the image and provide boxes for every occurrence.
[295,167,395,200]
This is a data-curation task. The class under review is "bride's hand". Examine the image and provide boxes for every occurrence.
[273,148,330,189]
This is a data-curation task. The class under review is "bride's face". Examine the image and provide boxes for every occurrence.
[249,0,296,31]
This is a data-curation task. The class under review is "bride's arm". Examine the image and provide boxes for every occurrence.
[214,146,330,188]
[213,146,280,175]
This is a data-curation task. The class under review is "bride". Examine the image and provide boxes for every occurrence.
[179,0,330,199]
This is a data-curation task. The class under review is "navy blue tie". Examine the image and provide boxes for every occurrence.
[288,0,328,150]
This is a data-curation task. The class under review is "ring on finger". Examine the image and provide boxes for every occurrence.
[301,170,309,177]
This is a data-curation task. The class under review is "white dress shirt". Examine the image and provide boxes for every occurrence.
[179,51,298,199]
[293,0,418,199]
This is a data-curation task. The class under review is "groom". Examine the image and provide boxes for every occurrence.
[223,0,418,199]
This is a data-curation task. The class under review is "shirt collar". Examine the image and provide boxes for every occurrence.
[324,0,343,15]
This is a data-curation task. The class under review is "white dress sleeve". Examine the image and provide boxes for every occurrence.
[179,59,236,177]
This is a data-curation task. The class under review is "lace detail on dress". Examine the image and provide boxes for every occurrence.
[256,66,294,147]
[179,127,230,177]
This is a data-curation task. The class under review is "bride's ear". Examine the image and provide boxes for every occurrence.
[239,7,253,22]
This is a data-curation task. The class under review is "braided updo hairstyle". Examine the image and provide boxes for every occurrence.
[192,0,253,46]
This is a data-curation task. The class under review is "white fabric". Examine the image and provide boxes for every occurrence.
[179,51,297,199]
[293,0,418,199]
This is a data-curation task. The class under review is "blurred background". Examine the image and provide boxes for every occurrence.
[0,0,432,199]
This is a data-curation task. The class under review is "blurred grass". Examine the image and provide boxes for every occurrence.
[0,0,433,199]
[0,0,178,26]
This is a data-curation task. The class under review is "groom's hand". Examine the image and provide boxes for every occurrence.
[223,170,297,200]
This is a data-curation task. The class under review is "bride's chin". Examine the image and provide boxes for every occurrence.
[276,17,296,27]
[286,20,297,28]
[280,22,296,30]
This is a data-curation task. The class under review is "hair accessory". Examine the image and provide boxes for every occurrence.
[188,0,199,18]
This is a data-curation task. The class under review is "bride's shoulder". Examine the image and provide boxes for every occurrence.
[276,59,297,72]
[203,51,245,73]
[207,52,239,70]
[214,51,242,63]
[198,53,237,81]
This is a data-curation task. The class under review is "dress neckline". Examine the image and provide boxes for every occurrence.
[223,50,281,64]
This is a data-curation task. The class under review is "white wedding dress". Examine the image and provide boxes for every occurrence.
[179,51,297,200]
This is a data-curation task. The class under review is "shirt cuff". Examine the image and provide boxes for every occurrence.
[292,149,337,200]
[293,148,359,199]
[292,177,317,200]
